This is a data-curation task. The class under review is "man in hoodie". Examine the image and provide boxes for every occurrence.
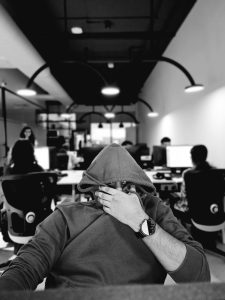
[0,144,210,290]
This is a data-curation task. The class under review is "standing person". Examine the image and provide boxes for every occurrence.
[19,126,37,146]
[0,143,210,290]
[4,139,43,175]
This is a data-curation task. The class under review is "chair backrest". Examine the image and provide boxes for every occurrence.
[1,172,58,240]
[185,168,225,226]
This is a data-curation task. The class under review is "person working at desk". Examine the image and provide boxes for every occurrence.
[180,144,222,248]
[174,145,212,223]
[0,143,210,290]
[160,137,171,147]
[181,144,212,199]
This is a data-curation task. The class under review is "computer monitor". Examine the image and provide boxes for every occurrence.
[152,146,167,167]
[166,145,193,169]
[34,147,50,170]
[126,143,150,168]
[78,146,105,169]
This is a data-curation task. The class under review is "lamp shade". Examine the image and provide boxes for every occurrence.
[147,111,159,117]
[101,86,120,96]
[184,84,204,93]
[104,112,115,119]
[17,88,37,96]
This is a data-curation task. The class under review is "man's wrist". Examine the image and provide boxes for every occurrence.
[129,212,149,232]
[136,217,157,238]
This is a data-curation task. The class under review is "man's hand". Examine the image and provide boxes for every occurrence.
[95,186,148,232]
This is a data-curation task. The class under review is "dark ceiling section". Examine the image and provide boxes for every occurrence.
[1,0,196,107]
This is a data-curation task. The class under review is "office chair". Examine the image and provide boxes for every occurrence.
[185,168,225,256]
[0,171,58,267]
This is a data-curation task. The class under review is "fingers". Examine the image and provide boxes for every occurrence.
[102,206,110,214]
[95,190,111,208]
[99,186,118,195]
[115,181,122,191]
[96,191,111,201]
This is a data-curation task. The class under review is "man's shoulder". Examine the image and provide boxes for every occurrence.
[183,167,194,178]
[56,201,104,235]
[56,201,103,219]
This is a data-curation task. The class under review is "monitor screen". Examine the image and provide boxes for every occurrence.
[78,146,104,169]
[166,145,193,168]
[34,147,50,170]
[152,146,167,167]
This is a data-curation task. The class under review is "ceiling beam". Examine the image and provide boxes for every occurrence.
[40,31,174,40]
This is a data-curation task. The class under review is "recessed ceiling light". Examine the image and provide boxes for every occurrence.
[107,62,114,69]
[71,27,83,34]
[147,111,159,117]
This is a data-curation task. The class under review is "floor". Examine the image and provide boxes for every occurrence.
[0,233,225,289]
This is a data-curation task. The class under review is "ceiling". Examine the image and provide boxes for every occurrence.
[0,0,197,111]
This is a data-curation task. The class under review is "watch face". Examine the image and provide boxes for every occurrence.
[141,219,149,235]
[136,217,156,239]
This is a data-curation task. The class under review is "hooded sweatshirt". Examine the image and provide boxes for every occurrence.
[0,144,210,290]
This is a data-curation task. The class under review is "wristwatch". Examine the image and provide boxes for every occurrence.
[136,217,156,239]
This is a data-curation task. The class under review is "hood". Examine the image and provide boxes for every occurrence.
[77,143,155,193]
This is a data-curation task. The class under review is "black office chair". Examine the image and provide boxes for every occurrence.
[185,168,225,256]
[0,171,58,267]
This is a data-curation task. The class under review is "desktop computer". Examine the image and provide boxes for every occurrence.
[152,146,167,167]
[166,145,193,175]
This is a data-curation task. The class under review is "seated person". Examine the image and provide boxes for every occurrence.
[174,145,211,224]
[160,137,171,147]
[0,143,210,290]
[180,144,222,248]
[55,136,69,170]
[4,139,44,175]
[180,144,213,201]
[121,140,133,148]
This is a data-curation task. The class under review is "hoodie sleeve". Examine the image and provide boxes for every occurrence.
[146,195,210,283]
[0,209,69,290]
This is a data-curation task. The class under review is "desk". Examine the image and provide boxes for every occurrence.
[145,171,182,192]
[0,282,225,300]
[57,170,84,199]
[57,170,182,198]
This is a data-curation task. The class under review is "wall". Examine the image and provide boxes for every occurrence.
[138,0,225,168]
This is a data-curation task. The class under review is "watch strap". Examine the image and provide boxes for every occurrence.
[135,217,156,239]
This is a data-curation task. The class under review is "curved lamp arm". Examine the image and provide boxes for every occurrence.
[66,102,79,113]
[26,61,107,89]
[137,98,154,112]
[77,111,108,123]
[116,111,139,124]
[156,56,195,86]
[26,63,49,88]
